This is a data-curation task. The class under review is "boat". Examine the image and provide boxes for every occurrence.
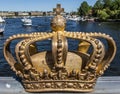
[86,18,94,22]
[81,17,86,21]
[0,16,5,23]
[0,28,4,34]
[21,17,32,26]
[0,23,5,34]
[66,15,81,22]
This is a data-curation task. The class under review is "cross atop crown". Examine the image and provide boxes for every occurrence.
[53,4,64,15]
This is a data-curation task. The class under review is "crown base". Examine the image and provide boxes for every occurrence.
[25,89,94,92]
[22,80,96,92]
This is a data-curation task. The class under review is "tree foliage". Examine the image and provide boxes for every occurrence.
[77,0,120,20]
[98,9,109,20]
[103,0,112,8]
[94,0,103,9]
[78,1,91,16]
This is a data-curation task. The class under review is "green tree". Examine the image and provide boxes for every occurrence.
[88,6,93,16]
[98,9,109,20]
[110,0,120,18]
[78,1,90,16]
[109,10,115,18]
[70,11,78,15]
[93,0,120,19]
[94,0,103,10]
[111,0,120,10]
[93,0,103,16]
[103,0,112,9]
[118,10,120,18]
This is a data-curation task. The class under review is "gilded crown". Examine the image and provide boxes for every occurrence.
[4,4,116,92]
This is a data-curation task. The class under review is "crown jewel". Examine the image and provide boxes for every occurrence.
[4,4,116,92]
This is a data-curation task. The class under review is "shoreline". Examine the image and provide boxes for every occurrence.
[1,15,120,23]
[94,18,120,22]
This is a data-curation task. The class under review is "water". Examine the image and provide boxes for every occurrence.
[0,17,120,76]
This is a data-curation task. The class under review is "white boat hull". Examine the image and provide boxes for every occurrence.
[66,16,81,21]
[0,28,4,34]
[21,18,32,26]
[0,18,5,23]
[23,23,32,26]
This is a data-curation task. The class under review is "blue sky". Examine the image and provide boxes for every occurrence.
[0,0,97,12]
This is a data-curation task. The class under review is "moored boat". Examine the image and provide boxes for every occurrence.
[0,16,5,23]
[0,28,4,34]
[66,15,81,21]
[21,17,32,26]
[0,23,5,34]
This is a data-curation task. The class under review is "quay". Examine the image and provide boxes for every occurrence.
[0,11,66,17]
[0,11,54,17]
[0,76,120,94]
